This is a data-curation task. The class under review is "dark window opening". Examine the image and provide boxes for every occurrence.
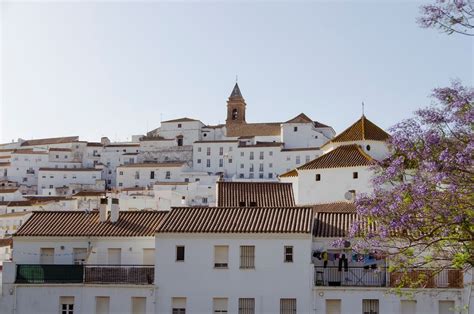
[353,172,358,179]
[232,109,238,120]
[315,174,321,181]
[176,246,185,261]
[366,145,371,151]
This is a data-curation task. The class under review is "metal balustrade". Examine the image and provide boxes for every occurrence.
[15,264,154,284]
[314,266,463,288]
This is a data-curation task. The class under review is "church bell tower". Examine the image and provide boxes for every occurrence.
[226,83,246,125]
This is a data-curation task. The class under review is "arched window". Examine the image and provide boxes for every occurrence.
[232,108,238,120]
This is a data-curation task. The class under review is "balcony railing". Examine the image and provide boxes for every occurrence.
[314,266,463,288]
[15,264,154,285]
[314,266,387,287]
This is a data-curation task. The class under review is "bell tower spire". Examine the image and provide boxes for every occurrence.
[226,82,246,125]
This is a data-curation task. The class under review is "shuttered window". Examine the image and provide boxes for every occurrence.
[238,298,255,314]
[362,299,379,314]
[172,297,186,314]
[214,246,229,268]
[213,298,228,314]
[240,246,255,269]
[280,299,296,314]
[284,246,293,263]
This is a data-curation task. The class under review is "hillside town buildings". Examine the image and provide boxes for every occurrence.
[0,83,471,313]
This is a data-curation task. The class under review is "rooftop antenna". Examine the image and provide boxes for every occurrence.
[362,102,365,116]
[236,75,238,83]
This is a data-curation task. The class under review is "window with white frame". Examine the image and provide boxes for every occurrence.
[207,147,211,156]
[259,152,264,160]
[206,159,211,168]
[240,245,255,269]
[295,156,300,164]
[165,171,171,179]
[284,246,293,263]
[213,298,228,314]
[214,246,229,268]
[219,159,223,167]
[238,298,255,314]
[60,296,75,314]
[249,152,254,160]
[219,147,224,156]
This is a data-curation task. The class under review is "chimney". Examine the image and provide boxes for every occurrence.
[110,198,119,223]
[99,197,108,222]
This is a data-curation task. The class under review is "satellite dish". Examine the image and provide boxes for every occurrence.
[344,192,353,200]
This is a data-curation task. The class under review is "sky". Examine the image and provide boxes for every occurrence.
[0,1,472,143]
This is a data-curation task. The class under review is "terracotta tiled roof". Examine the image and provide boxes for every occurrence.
[157,207,313,234]
[7,201,33,207]
[203,124,225,129]
[0,162,10,167]
[312,202,356,213]
[285,113,313,123]
[118,162,185,168]
[49,148,72,152]
[21,136,79,147]
[281,147,320,152]
[12,149,48,155]
[86,142,103,147]
[331,115,389,143]
[25,196,73,202]
[279,169,298,178]
[297,144,374,170]
[0,188,18,194]
[217,182,295,207]
[155,182,189,186]
[194,140,238,144]
[39,167,101,172]
[0,238,12,247]
[162,117,199,123]
[313,121,331,128]
[313,212,375,237]
[0,149,13,153]
[0,156,10,159]
[15,211,168,237]
[73,191,106,197]
[105,144,140,148]
[226,123,281,137]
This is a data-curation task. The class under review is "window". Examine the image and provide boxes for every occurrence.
[305,155,310,163]
[131,297,146,314]
[269,151,273,156]
[219,147,224,156]
[249,173,254,179]
[197,147,202,152]
[165,171,171,179]
[228,159,233,163]
[197,159,201,164]
[353,172,358,179]
[172,297,186,314]
[202,197,208,204]
[214,246,229,268]
[135,171,140,179]
[60,296,74,314]
[315,174,321,181]
[118,183,123,187]
[143,248,155,265]
[107,248,121,265]
[249,152,254,160]
[240,152,244,157]
[119,171,123,175]
[438,300,455,314]
[239,174,244,178]
[286,156,291,161]
[400,300,416,314]
[178,123,182,128]
[296,156,300,164]
[259,163,263,172]
[284,246,293,263]
[240,164,244,169]
[207,147,211,156]
[56,155,59,159]
[293,126,298,132]
[280,299,296,314]
[249,164,254,172]
[206,159,211,168]
[269,163,273,168]
[73,248,87,264]
[213,298,228,314]
[176,246,185,262]
[240,246,255,269]
[40,248,54,264]
[150,171,155,179]
[232,108,238,120]
[325,300,341,314]
[366,145,371,151]
[268,173,273,179]
[259,152,264,160]
[239,298,255,314]
[177,138,183,147]
[95,296,110,314]
[362,299,379,314]
[229,147,233,152]
[259,173,264,179]
[219,159,223,167]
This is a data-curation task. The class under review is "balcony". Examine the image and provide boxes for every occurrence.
[15,264,154,285]
[314,266,463,288]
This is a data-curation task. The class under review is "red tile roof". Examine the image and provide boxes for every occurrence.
[157,207,313,234]
[312,202,356,213]
[12,149,48,155]
[15,211,168,237]
[49,148,72,152]
[0,188,19,194]
[73,191,106,197]
[330,115,389,143]
[297,144,374,170]
[21,136,79,147]
[226,123,282,137]
[217,182,295,207]
[39,168,101,172]
[313,212,375,237]
[285,113,313,123]
[279,169,298,178]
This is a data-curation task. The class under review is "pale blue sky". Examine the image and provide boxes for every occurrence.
[1,1,472,143]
